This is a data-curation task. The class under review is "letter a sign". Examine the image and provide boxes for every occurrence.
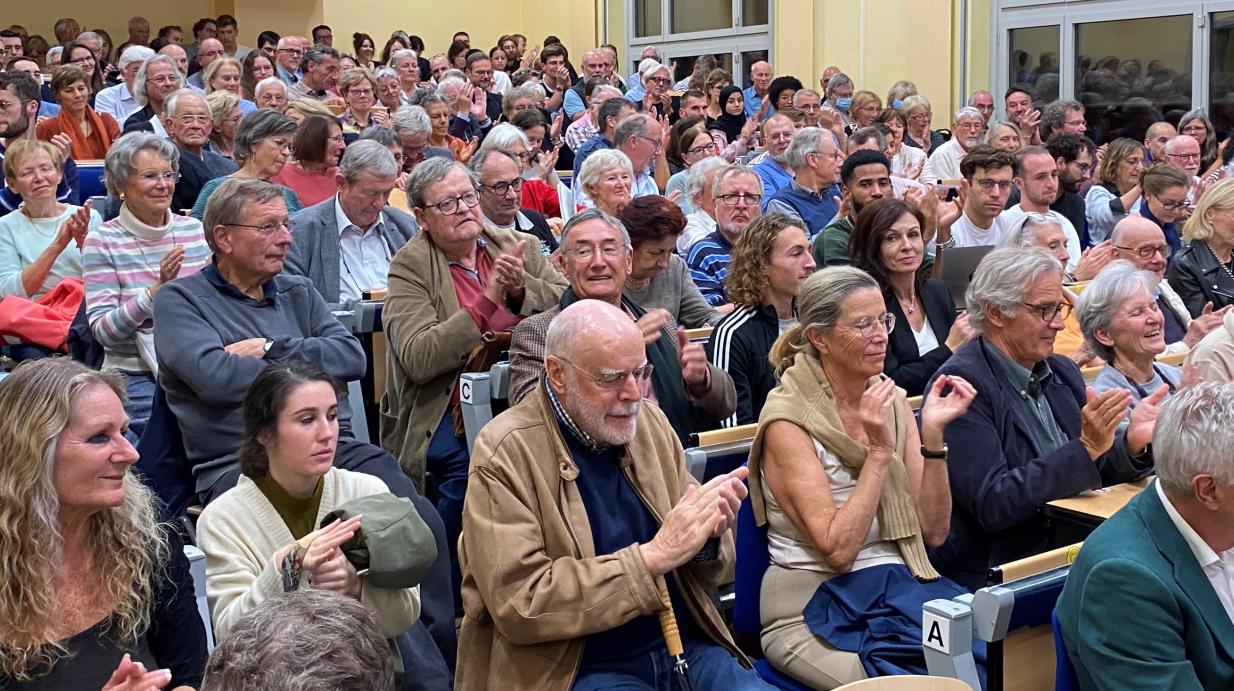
[922,611,950,653]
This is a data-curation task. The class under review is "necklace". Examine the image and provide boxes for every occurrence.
[1205,242,1234,283]
[896,286,917,314]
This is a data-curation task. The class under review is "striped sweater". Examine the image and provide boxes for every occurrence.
[82,207,212,371]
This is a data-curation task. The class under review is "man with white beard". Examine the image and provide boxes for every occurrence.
[927,106,985,181]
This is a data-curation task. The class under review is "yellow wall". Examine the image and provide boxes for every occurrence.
[6,4,214,50]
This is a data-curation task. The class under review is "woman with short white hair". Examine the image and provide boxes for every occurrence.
[1078,260,1183,408]
[575,148,633,216]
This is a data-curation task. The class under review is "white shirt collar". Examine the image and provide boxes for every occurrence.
[1156,480,1222,569]
[481,210,531,231]
[334,194,384,237]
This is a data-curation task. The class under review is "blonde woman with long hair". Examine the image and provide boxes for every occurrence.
[0,359,207,689]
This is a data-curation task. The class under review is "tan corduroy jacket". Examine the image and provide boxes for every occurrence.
[456,384,748,691]
[379,225,567,491]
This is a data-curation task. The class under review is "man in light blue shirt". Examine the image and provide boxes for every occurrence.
[743,61,773,119]
[94,46,154,123]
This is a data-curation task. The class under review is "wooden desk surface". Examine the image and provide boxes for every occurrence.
[1045,477,1152,524]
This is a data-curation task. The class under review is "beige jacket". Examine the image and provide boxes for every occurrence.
[379,225,567,490]
[456,385,747,691]
[1187,308,1234,382]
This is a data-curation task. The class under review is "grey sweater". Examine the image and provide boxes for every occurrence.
[622,254,720,329]
[153,263,366,491]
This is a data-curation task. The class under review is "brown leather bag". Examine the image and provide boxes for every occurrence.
[449,330,513,437]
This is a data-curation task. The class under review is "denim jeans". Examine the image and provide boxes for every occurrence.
[425,410,470,614]
[121,370,156,443]
[572,639,775,691]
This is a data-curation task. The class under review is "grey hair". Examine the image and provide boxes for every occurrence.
[373,66,398,83]
[1041,99,1083,133]
[1164,135,1198,155]
[1075,260,1159,363]
[406,158,475,209]
[390,105,431,137]
[785,127,830,170]
[885,80,918,103]
[254,77,286,98]
[953,106,983,123]
[998,212,1062,251]
[577,148,634,195]
[133,55,185,107]
[502,83,542,112]
[684,156,728,203]
[103,132,180,196]
[358,125,398,147]
[46,46,63,64]
[1153,383,1234,496]
[118,45,155,70]
[965,246,1063,333]
[825,73,852,99]
[711,163,763,199]
[640,60,670,84]
[771,266,878,376]
[200,589,395,691]
[202,178,286,251]
[480,123,531,156]
[613,113,652,149]
[233,109,298,164]
[299,45,340,72]
[76,31,103,44]
[338,140,398,183]
[592,85,624,102]
[162,88,206,119]
[559,207,632,251]
[417,92,447,111]
[792,88,821,107]
[468,147,519,177]
[389,48,418,70]
[435,76,466,99]
[440,69,466,82]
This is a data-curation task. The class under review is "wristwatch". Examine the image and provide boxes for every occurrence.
[263,337,274,355]
[920,443,948,459]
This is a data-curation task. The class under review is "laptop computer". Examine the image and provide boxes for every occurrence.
[937,245,996,309]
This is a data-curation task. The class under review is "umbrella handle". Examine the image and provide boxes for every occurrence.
[657,584,685,658]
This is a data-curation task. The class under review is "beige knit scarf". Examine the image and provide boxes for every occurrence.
[749,351,940,581]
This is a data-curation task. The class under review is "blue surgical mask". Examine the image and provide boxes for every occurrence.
[891,99,904,110]
[835,97,851,112]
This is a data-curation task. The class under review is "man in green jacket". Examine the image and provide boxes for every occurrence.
[811,149,892,267]
[1056,382,1234,690]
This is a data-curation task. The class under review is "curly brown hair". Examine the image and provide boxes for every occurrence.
[724,212,804,308]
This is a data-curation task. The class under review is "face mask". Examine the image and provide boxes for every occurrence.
[835,98,851,113]
[891,99,904,110]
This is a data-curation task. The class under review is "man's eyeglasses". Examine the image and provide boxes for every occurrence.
[564,359,654,389]
[228,219,290,234]
[481,178,524,196]
[1166,152,1201,161]
[174,115,211,125]
[423,190,480,215]
[646,76,670,86]
[567,243,625,261]
[845,313,896,338]
[716,193,761,207]
[1115,244,1172,259]
[1021,301,1072,323]
[277,48,304,56]
[638,135,663,151]
[975,178,1013,192]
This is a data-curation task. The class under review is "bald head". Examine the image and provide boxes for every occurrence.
[546,299,641,362]
[1111,215,1170,279]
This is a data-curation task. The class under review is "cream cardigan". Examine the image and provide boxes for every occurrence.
[196,467,421,639]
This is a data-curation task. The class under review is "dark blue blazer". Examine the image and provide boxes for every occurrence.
[925,338,1153,590]
[1056,485,1234,690]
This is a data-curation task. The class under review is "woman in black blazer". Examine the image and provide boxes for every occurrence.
[850,198,975,395]
[1167,177,1234,317]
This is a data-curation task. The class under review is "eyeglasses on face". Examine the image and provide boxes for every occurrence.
[1020,301,1072,323]
[228,219,290,234]
[423,190,480,215]
[846,312,896,338]
[1155,195,1188,212]
[481,178,524,196]
[716,193,761,207]
[1115,243,1172,259]
[686,142,718,156]
[975,178,1013,192]
[564,359,654,389]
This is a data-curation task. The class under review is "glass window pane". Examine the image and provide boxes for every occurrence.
[1075,15,1191,144]
[672,0,731,34]
[1210,12,1234,137]
[742,0,769,27]
[667,53,733,89]
[1008,26,1060,108]
[635,0,662,38]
